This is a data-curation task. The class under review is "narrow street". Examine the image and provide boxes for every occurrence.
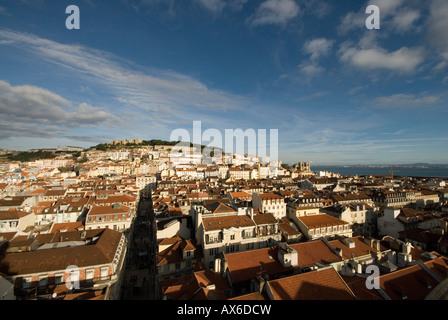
[120,197,157,300]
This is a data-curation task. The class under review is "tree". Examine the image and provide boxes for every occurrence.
[78,154,88,163]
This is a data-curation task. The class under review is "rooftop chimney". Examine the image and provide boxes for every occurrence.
[277,242,298,268]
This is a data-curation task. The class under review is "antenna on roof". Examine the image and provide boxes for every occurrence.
[257,266,266,278]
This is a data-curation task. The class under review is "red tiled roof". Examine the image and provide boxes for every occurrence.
[203,215,254,231]
[225,240,341,283]
[50,221,85,233]
[298,214,349,228]
[267,267,355,300]
[0,228,122,275]
[0,210,32,220]
[87,204,130,216]
[380,264,440,300]
[258,192,284,200]
[327,236,380,260]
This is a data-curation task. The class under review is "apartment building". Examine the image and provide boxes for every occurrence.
[0,228,127,299]
[286,204,320,220]
[201,214,257,269]
[0,210,35,233]
[135,174,157,198]
[0,196,36,212]
[85,204,132,231]
[252,192,286,220]
[371,190,411,208]
[218,240,342,296]
[292,213,352,240]
[87,194,136,210]
[228,191,252,204]
[321,202,373,236]
[35,196,89,225]
[228,167,251,180]
[157,236,203,280]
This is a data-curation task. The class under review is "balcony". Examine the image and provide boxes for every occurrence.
[205,236,223,245]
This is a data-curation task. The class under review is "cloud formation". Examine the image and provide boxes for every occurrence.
[0,80,120,139]
[427,0,448,60]
[373,93,441,108]
[338,0,421,35]
[299,38,334,77]
[339,39,425,73]
[304,38,334,61]
[0,29,251,121]
[247,0,300,27]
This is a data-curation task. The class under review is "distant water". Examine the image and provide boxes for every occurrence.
[311,166,448,178]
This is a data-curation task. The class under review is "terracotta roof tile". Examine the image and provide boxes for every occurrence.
[267,267,355,300]
[0,228,122,275]
[225,240,342,284]
[202,215,254,231]
[0,210,32,220]
[380,264,440,300]
[298,214,349,228]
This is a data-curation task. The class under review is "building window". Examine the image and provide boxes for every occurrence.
[230,234,235,240]
[22,277,32,288]
[100,267,109,279]
[38,275,47,287]
[86,269,94,280]
[54,273,63,285]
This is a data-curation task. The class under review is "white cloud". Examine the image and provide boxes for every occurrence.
[301,0,331,19]
[392,9,420,33]
[367,0,404,16]
[338,0,422,35]
[373,93,441,108]
[348,85,368,95]
[433,61,448,72]
[247,0,300,27]
[303,38,334,61]
[339,42,425,73]
[299,62,324,76]
[427,0,448,59]
[338,11,365,35]
[298,38,334,77]
[0,29,251,121]
[0,80,120,139]
[193,0,226,13]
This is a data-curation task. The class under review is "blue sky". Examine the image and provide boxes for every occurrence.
[0,0,447,165]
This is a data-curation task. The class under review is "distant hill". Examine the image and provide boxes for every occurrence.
[1,150,58,162]
[88,139,180,151]
[88,139,222,152]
